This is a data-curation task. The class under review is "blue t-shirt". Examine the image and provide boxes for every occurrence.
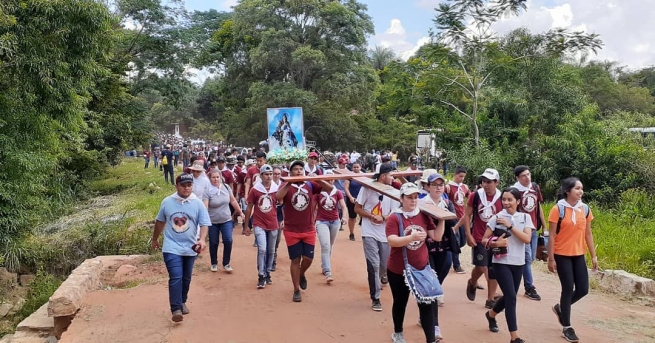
[348,179,363,199]
[156,194,211,256]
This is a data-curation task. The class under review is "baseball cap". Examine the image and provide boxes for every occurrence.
[479,168,500,181]
[400,182,420,196]
[308,152,319,159]
[176,173,194,185]
[290,160,305,171]
[246,159,255,166]
[324,169,334,175]
[417,169,438,184]
[373,163,394,180]
[427,173,445,184]
[338,157,348,165]
[236,155,245,162]
[226,157,236,165]
[260,164,273,174]
[216,156,226,162]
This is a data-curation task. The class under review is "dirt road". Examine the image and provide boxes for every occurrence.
[60,226,654,343]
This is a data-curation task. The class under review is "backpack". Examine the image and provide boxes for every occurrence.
[556,203,590,234]
[162,155,168,166]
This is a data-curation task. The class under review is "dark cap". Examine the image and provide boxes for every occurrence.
[176,173,194,185]
[216,156,226,162]
[373,163,394,180]
[290,160,305,171]
[255,151,267,159]
[236,155,245,162]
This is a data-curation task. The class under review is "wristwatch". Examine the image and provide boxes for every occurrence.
[507,225,513,231]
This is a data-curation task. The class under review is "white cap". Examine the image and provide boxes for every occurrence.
[400,182,420,196]
[479,168,500,181]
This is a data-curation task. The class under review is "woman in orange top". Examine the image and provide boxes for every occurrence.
[547,177,598,343]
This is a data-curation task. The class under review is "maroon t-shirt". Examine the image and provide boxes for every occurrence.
[517,185,543,230]
[445,183,470,219]
[314,190,344,221]
[385,212,436,275]
[237,170,247,197]
[247,187,278,230]
[282,181,322,232]
[468,191,503,242]
[246,166,261,185]
[221,169,235,186]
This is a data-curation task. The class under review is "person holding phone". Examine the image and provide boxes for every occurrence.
[482,188,533,343]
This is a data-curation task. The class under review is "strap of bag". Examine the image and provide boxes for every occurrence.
[396,213,410,267]
[557,203,590,234]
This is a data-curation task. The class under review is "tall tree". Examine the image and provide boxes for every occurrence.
[369,46,397,71]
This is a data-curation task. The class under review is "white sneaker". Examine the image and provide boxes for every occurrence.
[325,272,334,284]
[223,264,233,273]
[435,326,443,340]
[391,332,406,343]
[210,264,218,272]
[437,294,445,307]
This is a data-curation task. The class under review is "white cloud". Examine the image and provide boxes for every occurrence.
[414,0,441,10]
[371,19,430,60]
[489,0,655,69]
[218,0,238,11]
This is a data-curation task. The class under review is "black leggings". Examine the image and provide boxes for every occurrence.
[388,270,436,343]
[555,254,589,327]
[491,263,523,332]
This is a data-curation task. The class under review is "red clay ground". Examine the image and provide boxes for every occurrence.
[61,226,655,343]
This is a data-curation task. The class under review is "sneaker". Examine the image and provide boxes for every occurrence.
[299,275,308,290]
[562,327,580,342]
[552,304,564,327]
[293,290,302,302]
[325,272,334,284]
[257,275,266,289]
[485,311,499,333]
[265,276,273,285]
[436,294,445,307]
[434,326,443,340]
[349,233,355,241]
[171,310,183,322]
[454,266,466,274]
[476,284,485,290]
[391,332,406,343]
[271,263,277,272]
[339,227,344,231]
[223,264,234,273]
[510,338,525,343]
[466,279,476,301]
[380,275,388,285]
[371,299,382,311]
[524,287,542,301]
[485,299,496,309]
[210,264,218,272]
[181,303,189,315]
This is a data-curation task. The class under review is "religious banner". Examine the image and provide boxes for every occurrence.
[267,107,305,151]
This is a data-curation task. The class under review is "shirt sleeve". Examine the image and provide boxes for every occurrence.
[197,203,211,226]
[548,206,559,223]
[355,188,366,206]
[385,213,400,238]
[202,188,210,201]
[524,214,535,230]
[426,214,437,231]
[467,193,475,207]
[156,200,167,222]
[335,191,344,201]
[246,188,256,204]
[487,215,497,230]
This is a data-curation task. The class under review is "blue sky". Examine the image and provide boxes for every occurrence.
[183,0,653,69]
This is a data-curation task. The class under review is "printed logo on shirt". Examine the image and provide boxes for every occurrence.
[404,224,426,251]
[477,203,498,223]
[521,192,538,213]
[291,190,310,211]
[320,195,336,211]
[170,212,193,233]
[258,194,274,213]
[371,201,383,216]
[455,189,465,206]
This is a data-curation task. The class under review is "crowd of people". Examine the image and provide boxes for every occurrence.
[150,139,597,343]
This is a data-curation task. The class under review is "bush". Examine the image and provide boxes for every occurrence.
[18,271,62,319]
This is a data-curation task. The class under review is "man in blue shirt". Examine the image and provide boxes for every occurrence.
[152,173,211,323]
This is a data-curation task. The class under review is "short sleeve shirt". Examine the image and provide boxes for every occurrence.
[487,211,534,265]
[385,213,436,275]
[247,187,278,230]
[282,182,322,232]
[156,195,211,256]
[246,166,261,186]
[468,191,503,242]
[445,183,470,219]
[315,190,344,221]
[517,185,543,229]
[356,183,401,242]
[548,205,594,256]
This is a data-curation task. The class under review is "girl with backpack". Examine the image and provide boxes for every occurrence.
[547,177,597,343]
[482,187,534,343]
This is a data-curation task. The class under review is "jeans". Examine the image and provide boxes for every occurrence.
[163,165,175,185]
[362,237,389,300]
[183,158,190,169]
[316,220,340,274]
[144,158,150,169]
[523,230,538,290]
[154,156,159,168]
[254,227,278,276]
[163,253,196,313]
[208,221,234,266]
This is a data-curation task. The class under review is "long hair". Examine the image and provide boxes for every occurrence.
[557,177,580,200]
